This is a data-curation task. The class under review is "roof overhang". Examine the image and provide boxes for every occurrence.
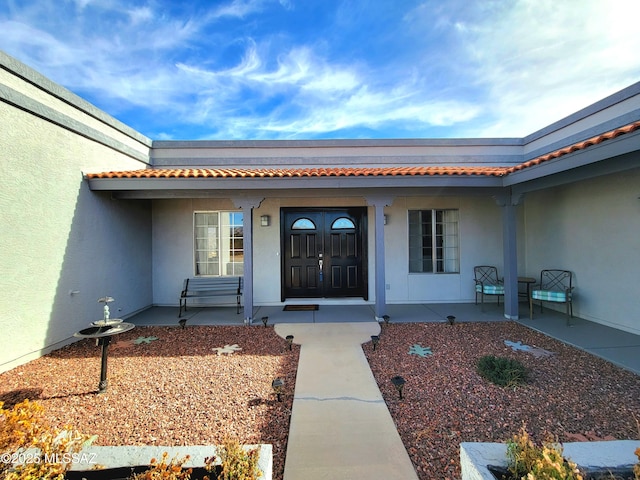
[85,121,640,200]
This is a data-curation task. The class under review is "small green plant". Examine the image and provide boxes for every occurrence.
[0,399,94,480]
[477,354,528,387]
[506,425,583,480]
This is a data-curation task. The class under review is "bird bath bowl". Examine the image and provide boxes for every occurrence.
[91,317,124,327]
[73,297,135,393]
[76,322,133,338]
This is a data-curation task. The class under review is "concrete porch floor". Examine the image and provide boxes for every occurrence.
[126,301,640,375]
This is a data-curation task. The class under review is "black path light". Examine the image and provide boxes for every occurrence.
[178,318,187,329]
[261,316,269,328]
[371,335,380,351]
[286,335,294,350]
[272,378,284,402]
[447,315,456,325]
[390,376,406,399]
[382,315,390,325]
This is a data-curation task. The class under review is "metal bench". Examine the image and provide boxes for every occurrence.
[179,276,243,317]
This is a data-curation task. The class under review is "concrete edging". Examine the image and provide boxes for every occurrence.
[460,440,639,480]
[67,444,272,479]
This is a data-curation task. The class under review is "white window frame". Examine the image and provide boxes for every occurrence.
[193,211,244,276]
[408,209,459,273]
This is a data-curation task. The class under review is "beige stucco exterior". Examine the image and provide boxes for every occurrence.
[0,51,153,372]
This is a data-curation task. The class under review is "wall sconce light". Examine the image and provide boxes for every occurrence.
[383,214,388,225]
[260,215,270,227]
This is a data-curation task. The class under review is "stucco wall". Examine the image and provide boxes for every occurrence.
[0,55,153,372]
[151,195,514,307]
[523,167,640,334]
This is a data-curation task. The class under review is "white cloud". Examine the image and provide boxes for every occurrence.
[447,0,640,136]
[1,0,638,139]
[210,0,266,19]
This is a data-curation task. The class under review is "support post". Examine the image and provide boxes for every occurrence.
[365,196,394,321]
[493,192,523,320]
[233,197,265,324]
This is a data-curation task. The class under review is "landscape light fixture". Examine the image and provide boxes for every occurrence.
[286,335,294,350]
[179,318,187,329]
[391,376,406,399]
[382,315,390,325]
[446,315,456,325]
[371,335,380,351]
[261,316,269,328]
[272,377,284,402]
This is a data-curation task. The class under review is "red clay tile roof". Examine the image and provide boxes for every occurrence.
[85,120,640,180]
[87,165,511,179]
[506,120,640,173]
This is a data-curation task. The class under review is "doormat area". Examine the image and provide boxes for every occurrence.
[283,304,319,311]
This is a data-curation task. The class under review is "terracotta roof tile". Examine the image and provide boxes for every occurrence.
[85,120,640,181]
[85,165,511,179]
[506,120,640,173]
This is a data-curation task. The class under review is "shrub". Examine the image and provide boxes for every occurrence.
[215,437,261,480]
[0,399,94,480]
[132,438,261,480]
[477,355,528,387]
[131,452,193,480]
[506,425,583,480]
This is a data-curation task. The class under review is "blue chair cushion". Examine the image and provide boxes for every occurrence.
[476,284,505,295]
[532,290,568,302]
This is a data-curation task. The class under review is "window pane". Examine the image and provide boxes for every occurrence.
[194,211,243,276]
[408,209,458,273]
[331,217,355,229]
[292,218,316,230]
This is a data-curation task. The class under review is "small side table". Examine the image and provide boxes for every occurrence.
[518,277,536,302]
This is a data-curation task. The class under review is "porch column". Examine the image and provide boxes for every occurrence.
[233,197,264,324]
[493,192,522,320]
[365,196,394,321]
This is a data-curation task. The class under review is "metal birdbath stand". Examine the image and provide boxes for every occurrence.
[73,297,135,394]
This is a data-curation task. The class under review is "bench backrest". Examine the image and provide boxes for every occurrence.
[183,276,243,293]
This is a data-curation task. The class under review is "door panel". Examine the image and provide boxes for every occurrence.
[281,208,367,300]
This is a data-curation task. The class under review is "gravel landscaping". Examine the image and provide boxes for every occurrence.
[0,325,299,480]
[1,321,639,480]
[365,321,640,479]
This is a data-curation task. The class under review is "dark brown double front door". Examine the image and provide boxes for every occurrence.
[281,207,367,300]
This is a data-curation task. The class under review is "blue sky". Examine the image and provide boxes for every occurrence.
[1,0,639,140]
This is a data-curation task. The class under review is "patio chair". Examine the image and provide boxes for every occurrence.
[474,266,505,312]
[530,269,574,325]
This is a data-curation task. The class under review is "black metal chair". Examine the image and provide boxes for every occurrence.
[530,269,574,325]
[474,266,505,311]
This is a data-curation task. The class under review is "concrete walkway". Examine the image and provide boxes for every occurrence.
[274,322,418,480]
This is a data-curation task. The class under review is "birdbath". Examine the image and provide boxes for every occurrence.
[73,296,135,393]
